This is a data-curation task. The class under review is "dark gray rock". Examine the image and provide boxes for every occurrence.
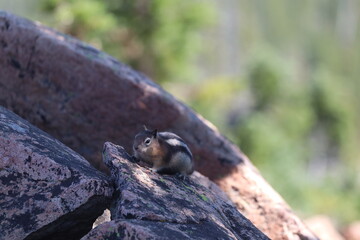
[0,107,113,240]
[81,142,269,240]
[82,220,256,240]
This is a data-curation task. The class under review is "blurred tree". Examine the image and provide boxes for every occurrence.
[248,54,282,110]
[185,0,360,225]
[41,0,213,83]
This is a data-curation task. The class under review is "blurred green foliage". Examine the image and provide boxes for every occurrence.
[3,0,358,226]
[184,0,360,225]
[40,0,213,83]
[188,48,360,224]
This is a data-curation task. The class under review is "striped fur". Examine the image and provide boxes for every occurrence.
[133,129,194,176]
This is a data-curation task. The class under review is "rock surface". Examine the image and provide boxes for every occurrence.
[304,215,344,240]
[343,221,360,240]
[0,11,318,239]
[82,142,269,239]
[0,107,113,240]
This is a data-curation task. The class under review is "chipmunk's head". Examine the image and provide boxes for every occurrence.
[133,126,160,163]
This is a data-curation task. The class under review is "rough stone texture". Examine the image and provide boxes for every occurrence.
[0,11,318,239]
[0,107,113,240]
[218,159,319,240]
[82,142,269,240]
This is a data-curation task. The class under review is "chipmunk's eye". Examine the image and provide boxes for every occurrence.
[144,138,151,145]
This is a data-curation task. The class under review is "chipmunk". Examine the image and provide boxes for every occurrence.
[132,126,194,178]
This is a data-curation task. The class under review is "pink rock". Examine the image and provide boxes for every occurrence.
[343,221,360,240]
[0,107,113,240]
[304,215,343,240]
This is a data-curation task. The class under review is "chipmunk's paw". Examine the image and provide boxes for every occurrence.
[131,155,140,163]
[175,172,187,181]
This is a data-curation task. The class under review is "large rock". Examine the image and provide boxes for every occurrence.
[342,221,360,240]
[0,11,318,239]
[304,215,344,240]
[82,142,269,239]
[0,107,113,240]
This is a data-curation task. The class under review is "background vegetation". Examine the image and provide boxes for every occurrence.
[1,0,359,227]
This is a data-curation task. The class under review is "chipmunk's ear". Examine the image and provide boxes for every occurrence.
[143,125,148,131]
[152,129,158,138]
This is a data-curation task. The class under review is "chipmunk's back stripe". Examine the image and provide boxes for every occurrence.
[165,138,185,147]
[173,145,192,158]
[159,132,193,159]
[159,132,183,140]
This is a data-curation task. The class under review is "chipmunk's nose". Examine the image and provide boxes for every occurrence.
[134,146,139,151]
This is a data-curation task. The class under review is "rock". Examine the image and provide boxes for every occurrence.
[81,142,270,239]
[0,107,113,240]
[92,209,111,229]
[218,163,319,240]
[83,219,258,240]
[0,11,317,239]
[305,215,343,240]
[343,221,360,240]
